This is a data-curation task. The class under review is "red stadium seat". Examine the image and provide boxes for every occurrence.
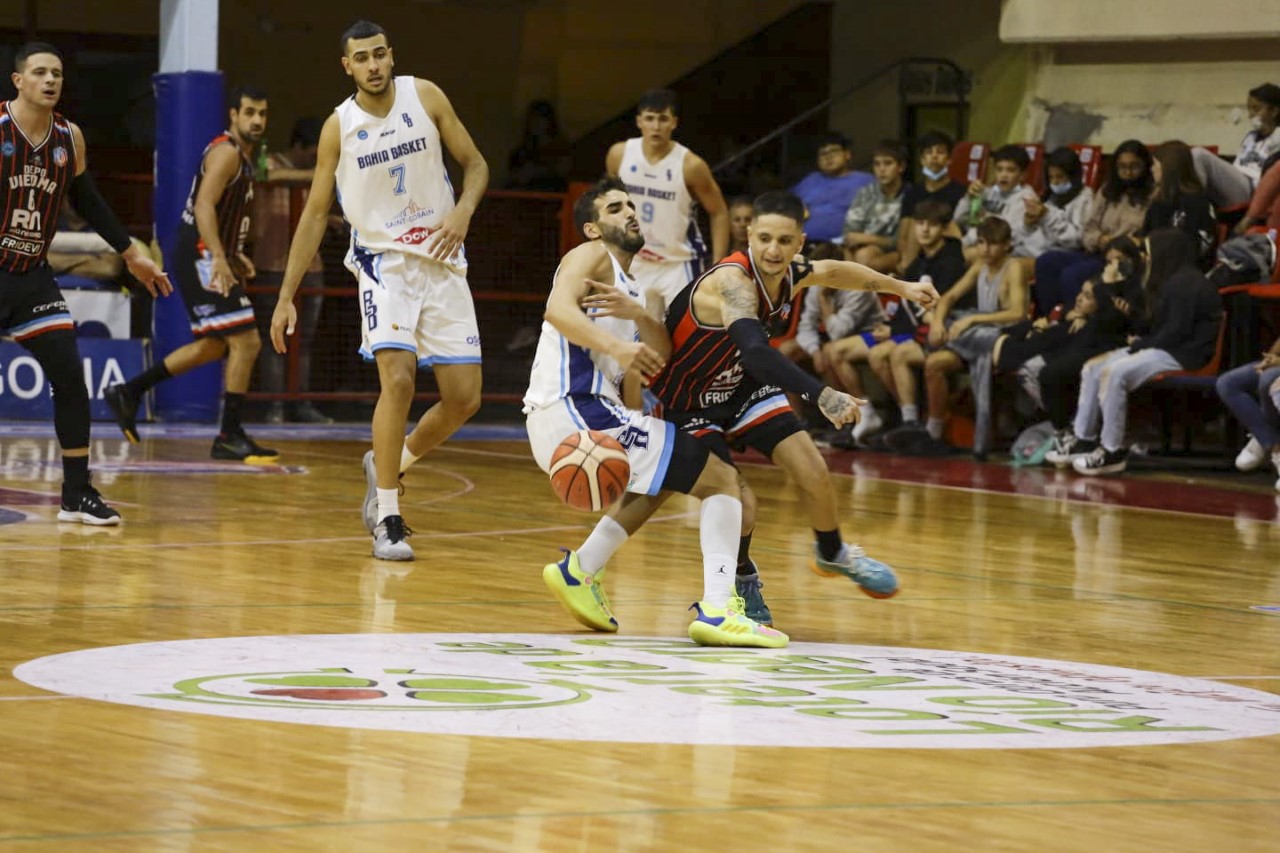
[949,141,988,185]
[1069,144,1103,189]
[1020,143,1045,194]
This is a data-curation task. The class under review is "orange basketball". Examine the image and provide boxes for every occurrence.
[548,429,631,512]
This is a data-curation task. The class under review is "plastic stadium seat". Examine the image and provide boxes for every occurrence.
[1069,144,1103,189]
[949,142,988,185]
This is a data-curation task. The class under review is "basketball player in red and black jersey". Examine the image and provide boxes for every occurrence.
[0,42,171,524]
[576,192,938,624]
[105,86,277,462]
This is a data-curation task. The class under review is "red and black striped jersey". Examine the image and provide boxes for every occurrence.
[0,102,77,274]
[649,249,812,412]
[179,133,254,256]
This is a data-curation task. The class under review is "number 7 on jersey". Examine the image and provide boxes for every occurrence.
[389,164,406,195]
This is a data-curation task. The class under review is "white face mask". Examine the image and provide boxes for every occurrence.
[1251,115,1265,131]
[1049,181,1073,195]
[922,165,948,181]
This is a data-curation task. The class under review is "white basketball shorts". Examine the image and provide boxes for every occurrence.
[631,255,702,318]
[346,247,482,367]
[526,397,678,496]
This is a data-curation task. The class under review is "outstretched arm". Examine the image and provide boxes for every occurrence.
[803,256,939,308]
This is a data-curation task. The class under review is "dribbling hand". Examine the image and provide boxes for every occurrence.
[270,302,297,354]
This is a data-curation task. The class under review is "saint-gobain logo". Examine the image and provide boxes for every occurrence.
[14,634,1280,749]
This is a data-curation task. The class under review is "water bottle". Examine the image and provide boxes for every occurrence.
[255,139,269,182]
[967,193,983,227]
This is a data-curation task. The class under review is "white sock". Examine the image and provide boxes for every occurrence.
[399,444,422,474]
[577,516,628,575]
[376,488,400,524]
[901,404,919,424]
[699,494,741,609]
[927,417,945,439]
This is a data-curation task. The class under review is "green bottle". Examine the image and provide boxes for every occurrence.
[255,139,269,181]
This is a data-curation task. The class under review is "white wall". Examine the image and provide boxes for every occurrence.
[1001,0,1280,42]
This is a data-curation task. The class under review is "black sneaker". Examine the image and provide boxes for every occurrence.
[735,561,774,626]
[883,423,928,453]
[103,384,140,444]
[211,431,280,462]
[902,432,960,457]
[1044,432,1097,469]
[1072,445,1128,476]
[58,481,122,526]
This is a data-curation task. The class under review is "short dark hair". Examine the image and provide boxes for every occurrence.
[1248,82,1280,109]
[728,194,754,210]
[228,85,268,112]
[15,42,61,72]
[751,191,807,225]
[290,117,325,149]
[991,144,1030,172]
[341,20,388,55]
[637,89,678,116]
[872,139,908,166]
[976,215,1012,245]
[912,199,952,226]
[1045,146,1082,185]
[917,131,954,155]
[573,177,629,233]
[818,131,851,151]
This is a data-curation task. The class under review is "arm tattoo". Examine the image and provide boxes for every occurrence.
[719,274,760,327]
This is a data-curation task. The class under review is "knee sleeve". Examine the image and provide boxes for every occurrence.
[22,331,90,449]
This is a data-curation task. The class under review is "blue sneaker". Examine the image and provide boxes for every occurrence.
[735,561,774,626]
[811,543,899,599]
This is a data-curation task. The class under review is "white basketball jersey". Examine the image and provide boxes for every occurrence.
[334,76,465,269]
[522,249,643,413]
[618,138,702,263]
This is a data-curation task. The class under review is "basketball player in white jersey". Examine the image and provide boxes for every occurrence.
[270,20,488,561]
[606,89,728,318]
[524,177,786,648]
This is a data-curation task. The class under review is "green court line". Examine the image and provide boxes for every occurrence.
[2,796,1277,844]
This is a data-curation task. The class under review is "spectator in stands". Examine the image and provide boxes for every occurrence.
[727,195,753,257]
[1034,139,1152,317]
[953,144,1030,264]
[1235,151,1280,234]
[896,131,967,272]
[1191,82,1280,210]
[843,139,909,273]
[253,117,332,424]
[1145,141,1215,266]
[795,286,888,444]
[915,216,1028,456]
[792,132,873,256]
[869,199,967,443]
[994,279,1126,442]
[1046,229,1222,476]
[1020,147,1093,275]
[506,99,570,192]
[1217,336,1280,492]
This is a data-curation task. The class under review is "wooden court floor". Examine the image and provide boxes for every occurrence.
[1,429,1278,851]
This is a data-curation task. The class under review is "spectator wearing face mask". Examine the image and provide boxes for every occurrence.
[1033,140,1153,317]
[1018,146,1094,291]
[896,131,967,273]
[1191,82,1280,210]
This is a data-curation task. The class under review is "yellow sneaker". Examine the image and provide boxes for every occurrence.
[542,549,618,632]
[687,594,788,648]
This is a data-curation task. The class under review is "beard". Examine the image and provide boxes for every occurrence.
[358,75,391,96]
[603,223,645,254]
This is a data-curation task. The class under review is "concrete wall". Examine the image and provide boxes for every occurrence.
[1001,0,1280,43]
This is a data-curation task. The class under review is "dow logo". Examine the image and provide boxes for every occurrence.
[15,634,1280,749]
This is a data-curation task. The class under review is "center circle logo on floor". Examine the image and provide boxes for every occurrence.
[15,634,1280,749]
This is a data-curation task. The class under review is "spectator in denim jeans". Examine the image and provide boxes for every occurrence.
[1217,336,1280,492]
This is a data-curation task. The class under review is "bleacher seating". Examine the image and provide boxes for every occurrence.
[949,141,988,185]
[1068,144,1103,189]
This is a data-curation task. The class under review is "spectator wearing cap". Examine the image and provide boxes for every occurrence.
[1191,82,1280,209]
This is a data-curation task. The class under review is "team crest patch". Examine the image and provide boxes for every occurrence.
[357,129,369,140]
[0,141,14,157]
[52,146,68,166]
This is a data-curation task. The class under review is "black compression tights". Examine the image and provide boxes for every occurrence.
[21,330,90,449]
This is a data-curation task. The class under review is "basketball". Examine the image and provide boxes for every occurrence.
[548,429,631,512]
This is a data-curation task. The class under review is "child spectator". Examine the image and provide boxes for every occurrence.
[953,144,1030,263]
[1192,82,1280,210]
[1046,229,1222,476]
[868,200,967,441]
[792,132,873,254]
[1145,141,1216,265]
[1217,336,1280,492]
[916,216,1029,457]
[843,139,909,273]
[897,131,967,272]
[1034,140,1153,317]
[1019,146,1094,279]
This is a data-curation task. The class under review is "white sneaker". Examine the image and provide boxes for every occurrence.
[1236,436,1267,472]
[373,515,414,561]
[852,404,884,443]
